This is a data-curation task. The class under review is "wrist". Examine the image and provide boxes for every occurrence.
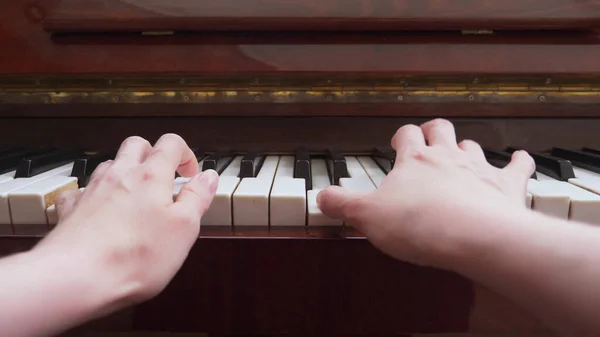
[438,205,539,275]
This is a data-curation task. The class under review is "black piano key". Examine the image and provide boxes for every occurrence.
[483,149,537,179]
[294,148,312,190]
[0,148,55,175]
[371,147,395,174]
[506,147,575,181]
[582,147,600,156]
[14,149,84,178]
[202,150,235,174]
[551,147,600,175]
[70,152,116,187]
[0,148,29,157]
[239,151,266,178]
[326,149,349,185]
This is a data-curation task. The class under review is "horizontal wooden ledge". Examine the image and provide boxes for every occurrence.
[44,0,600,32]
[3,102,600,118]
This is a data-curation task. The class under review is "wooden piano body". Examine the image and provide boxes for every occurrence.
[2,0,600,335]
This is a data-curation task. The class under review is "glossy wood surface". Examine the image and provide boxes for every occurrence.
[0,116,599,153]
[3,1,600,76]
[45,0,600,32]
[0,235,553,334]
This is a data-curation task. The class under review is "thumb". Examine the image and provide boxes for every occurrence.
[317,185,370,227]
[172,169,219,224]
[55,188,83,223]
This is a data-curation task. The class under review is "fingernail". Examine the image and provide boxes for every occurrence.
[196,169,218,193]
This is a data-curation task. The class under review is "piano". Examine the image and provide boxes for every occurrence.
[2,0,600,335]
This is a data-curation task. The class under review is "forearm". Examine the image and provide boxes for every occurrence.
[0,246,123,337]
[454,209,600,336]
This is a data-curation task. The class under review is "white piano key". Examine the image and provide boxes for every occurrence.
[0,171,15,184]
[9,175,79,234]
[0,162,74,228]
[307,159,343,226]
[233,156,279,226]
[202,156,242,226]
[568,165,600,195]
[357,156,387,187]
[526,193,532,209]
[530,173,600,225]
[527,177,571,219]
[269,156,306,227]
[339,156,377,193]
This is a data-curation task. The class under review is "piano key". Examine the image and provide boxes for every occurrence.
[270,156,306,227]
[202,150,235,174]
[551,147,600,175]
[294,148,312,190]
[233,156,279,226]
[239,151,266,178]
[15,149,83,178]
[9,175,79,234]
[582,147,600,156]
[371,147,395,174]
[202,156,242,226]
[527,178,571,219]
[0,148,51,175]
[0,173,14,184]
[70,152,115,187]
[507,147,575,181]
[357,156,387,187]
[340,156,377,193]
[307,159,343,226]
[326,149,349,185]
[529,173,600,224]
[0,161,77,227]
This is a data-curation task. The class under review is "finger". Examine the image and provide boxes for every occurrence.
[317,186,372,231]
[420,119,458,148]
[391,124,426,159]
[458,139,485,162]
[113,136,153,170]
[55,189,83,221]
[87,159,113,186]
[504,150,536,178]
[171,169,219,226]
[144,133,199,179]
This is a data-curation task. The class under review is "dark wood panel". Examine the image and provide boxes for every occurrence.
[0,117,599,153]
[44,0,600,32]
[0,235,544,334]
[2,1,600,76]
[4,102,600,118]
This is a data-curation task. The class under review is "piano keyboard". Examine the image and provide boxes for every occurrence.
[2,146,600,235]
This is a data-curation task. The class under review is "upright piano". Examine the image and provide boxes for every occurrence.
[2,0,600,335]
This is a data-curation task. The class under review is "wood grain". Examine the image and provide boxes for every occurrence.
[45,0,600,32]
[3,1,600,76]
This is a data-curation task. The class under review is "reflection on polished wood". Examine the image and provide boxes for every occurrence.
[45,0,600,32]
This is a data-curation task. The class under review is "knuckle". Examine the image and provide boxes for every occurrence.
[122,135,150,148]
[425,118,452,129]
[158,133,184,145]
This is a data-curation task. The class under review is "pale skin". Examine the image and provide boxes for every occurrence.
[0,119,598,336]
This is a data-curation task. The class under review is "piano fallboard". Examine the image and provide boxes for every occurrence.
[44,0,600,32]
